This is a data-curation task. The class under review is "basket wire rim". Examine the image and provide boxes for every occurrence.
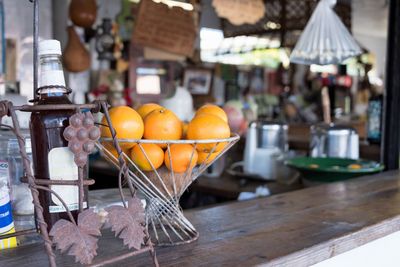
[100,133,240,144]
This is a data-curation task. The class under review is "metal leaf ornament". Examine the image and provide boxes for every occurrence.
[49,209,103,265]
[106,197,146,250]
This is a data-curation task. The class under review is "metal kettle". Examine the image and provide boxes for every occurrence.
[310,124,359,159]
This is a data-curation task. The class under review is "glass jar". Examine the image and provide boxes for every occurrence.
[0,130,35,222]
[0,129,35,246]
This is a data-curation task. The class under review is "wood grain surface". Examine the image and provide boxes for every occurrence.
[1,171,400,266]
[193,174,303,199]
[89,158,303,198]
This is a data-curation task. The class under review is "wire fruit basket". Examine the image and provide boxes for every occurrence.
[98,134,240,246]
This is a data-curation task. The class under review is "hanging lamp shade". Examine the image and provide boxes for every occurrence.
[290,0,362,65]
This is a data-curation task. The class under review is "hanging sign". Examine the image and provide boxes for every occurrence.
[133,0,197,57]
[212,0,265,26]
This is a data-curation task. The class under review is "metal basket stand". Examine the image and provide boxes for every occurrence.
[99,134,240,246]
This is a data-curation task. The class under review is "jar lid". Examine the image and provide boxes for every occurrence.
[39,40,62,56]
[311,123,356,135]
[0,130,32,155]
[8,138,32,154]
[249,120,288,130]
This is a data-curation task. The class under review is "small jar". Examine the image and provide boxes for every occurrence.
[0,130,34,215]
[0,130,36,245]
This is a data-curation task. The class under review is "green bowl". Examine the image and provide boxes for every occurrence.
[285,157,384,183]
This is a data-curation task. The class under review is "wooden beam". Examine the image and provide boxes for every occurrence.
[382,0,400,170]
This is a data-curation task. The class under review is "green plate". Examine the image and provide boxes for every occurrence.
[285,157,384,183]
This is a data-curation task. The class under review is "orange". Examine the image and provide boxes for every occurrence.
[197,151,220,165]
[196,104,228,123]
[130,144,164,171]
[348,164,362,170]
[164,144,198,173]
[187,114,230,152]
[136,103,162,119]
[101,106,144,149]
[144,108,182,147]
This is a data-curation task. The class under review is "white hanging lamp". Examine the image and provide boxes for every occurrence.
[290,0,362,65]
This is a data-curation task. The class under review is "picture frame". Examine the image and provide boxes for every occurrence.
[183,68,213,95]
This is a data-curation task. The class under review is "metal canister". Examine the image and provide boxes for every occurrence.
[249,121,288,151]
[243,121,288,180]
[251,121,288,151]
[310,124,359,159]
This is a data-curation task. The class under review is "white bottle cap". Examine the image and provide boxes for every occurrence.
[38,40,62,56]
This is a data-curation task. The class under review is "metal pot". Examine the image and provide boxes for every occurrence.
[310,124,359,159]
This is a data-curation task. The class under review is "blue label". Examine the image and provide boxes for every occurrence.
[0,162,8,169]
[0,201,13,228]
[47,92,64,97]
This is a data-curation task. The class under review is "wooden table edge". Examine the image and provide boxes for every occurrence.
[264,214,400,267]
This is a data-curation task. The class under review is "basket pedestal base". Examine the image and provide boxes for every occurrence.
[146,197,199,246]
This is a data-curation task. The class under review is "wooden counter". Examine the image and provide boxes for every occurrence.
[89,158,303,199]
[193,174,303,199]
[1,171,400,266]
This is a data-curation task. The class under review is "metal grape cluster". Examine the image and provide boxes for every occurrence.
[63,112,100,167]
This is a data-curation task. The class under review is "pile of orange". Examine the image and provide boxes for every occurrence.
[101,103,231,173]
